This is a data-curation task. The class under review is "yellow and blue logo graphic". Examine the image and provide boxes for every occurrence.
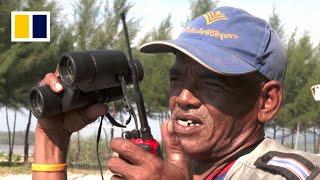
[203,11,228,25]
[11,11,50,42]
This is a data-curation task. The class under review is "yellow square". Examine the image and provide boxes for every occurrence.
[15,15,29,38]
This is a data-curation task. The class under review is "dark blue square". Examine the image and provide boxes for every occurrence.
[33,15,47,38]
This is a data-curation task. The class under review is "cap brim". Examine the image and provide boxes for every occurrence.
[140,39,257,75]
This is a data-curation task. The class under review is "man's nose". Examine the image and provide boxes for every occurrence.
[176,89,201,110]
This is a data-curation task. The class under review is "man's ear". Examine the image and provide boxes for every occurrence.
[257,80,283,123]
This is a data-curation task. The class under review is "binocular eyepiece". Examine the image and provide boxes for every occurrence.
[30,50,144,118]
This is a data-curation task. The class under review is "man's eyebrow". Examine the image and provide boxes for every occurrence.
[197,70,226,81]
[197,70,238,87]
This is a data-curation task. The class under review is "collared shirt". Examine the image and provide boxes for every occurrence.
[205,160,236,180]
[205,139,263,180]
[224,138,320,180]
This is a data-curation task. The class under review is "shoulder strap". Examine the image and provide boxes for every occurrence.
[254,151,320,180]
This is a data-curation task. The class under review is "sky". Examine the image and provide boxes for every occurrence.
[57,0,320,45]
[1,0,320,140]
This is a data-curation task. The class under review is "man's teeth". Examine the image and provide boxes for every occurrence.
[177,119,200,126]
[178,120,188,126]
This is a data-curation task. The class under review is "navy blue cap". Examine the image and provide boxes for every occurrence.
[140,6,287,83]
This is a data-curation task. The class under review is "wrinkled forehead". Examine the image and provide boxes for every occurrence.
[170,52,228,78]
[171,51,212,72]
[174,51,204,65]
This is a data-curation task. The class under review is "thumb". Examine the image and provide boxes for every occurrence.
[161,119,187,165]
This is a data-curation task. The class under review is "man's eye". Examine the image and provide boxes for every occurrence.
[203,81,229,91]
[170,76,180,82]
[204,81,222,87]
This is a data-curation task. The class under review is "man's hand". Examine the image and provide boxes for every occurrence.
[33,71,108,180]
[36,71,108,140]
[107,120,191,180]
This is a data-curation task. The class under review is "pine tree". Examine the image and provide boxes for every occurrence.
[0,0,20,51]
[72,0,140,160]
[279,32,315,150]
[138,15,173,117]
[0,0,21,165]
[268,6,285,139]
[185,0,219,24]
[74,0,100,50]
[269,6,285,41]
[0,0,75,164]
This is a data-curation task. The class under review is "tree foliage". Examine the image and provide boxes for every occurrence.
[186,0,219,22]
[269,6,285,41]
[139,15,174,115]
[0,0,320,157]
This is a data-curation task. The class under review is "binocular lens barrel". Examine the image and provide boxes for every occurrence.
[66,58,76,85]
[30,86,62,118]
[30,89,43,117]
[58,51,134,91]
[59,55,80,86]
[29,50,144,119]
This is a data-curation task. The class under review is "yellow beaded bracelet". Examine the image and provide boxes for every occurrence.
[32,163,68,172]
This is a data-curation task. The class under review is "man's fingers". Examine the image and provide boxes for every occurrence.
[63,103,107,133]
[39,73,63,93]
[107,157,139,179]
[161,119,187,164]
[83,103,108,121]
[54,67,60,77]
[110,138,160,166]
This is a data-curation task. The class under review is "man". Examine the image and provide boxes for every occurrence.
[33,6,320,180]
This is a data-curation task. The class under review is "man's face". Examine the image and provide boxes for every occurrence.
[169,52,265,160]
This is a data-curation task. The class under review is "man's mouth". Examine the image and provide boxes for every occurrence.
[177,119,201,126]
[172,114,203,134]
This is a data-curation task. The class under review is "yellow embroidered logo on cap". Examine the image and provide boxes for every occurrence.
[203,11,227,25]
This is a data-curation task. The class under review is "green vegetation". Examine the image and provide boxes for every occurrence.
[68,134,110,168]
[1,0,320,173]
[0,162,31,175]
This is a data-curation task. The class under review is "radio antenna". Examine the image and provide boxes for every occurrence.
[120,11,152,138]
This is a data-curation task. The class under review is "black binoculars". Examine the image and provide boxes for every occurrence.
[30,50,143,118]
